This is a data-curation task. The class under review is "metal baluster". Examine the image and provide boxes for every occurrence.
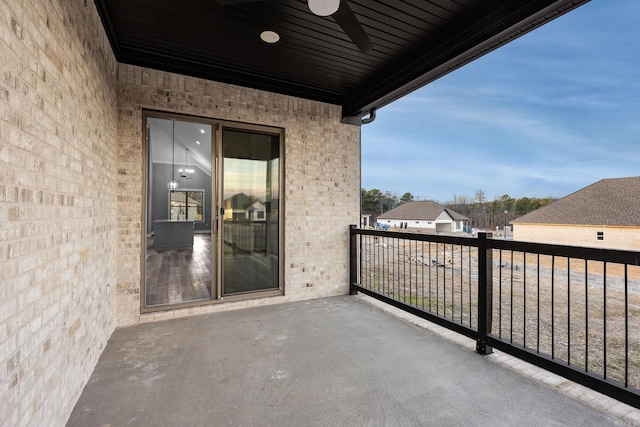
[510,250,514,343]
[567,258,571,365]
[624,263,629,387]
[585,259,588,372]
[421,241,425,311]
[499,249,503,339]
[523,252,527,348]
[603,262,607,379]
[537,253,541,354]
[552,255,555,359]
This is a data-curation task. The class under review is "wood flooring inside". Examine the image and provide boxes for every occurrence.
[145,234,213,306]
[145,233,279,307]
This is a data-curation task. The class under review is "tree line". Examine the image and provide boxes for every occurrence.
[361,189,415,215]
[361,188,554,230]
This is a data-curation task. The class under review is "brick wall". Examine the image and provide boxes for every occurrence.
[0,1,117,426]
[117,65,361,324]
[513,223,640,251]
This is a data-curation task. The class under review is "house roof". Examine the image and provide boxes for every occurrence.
[378,201,468,221]
[93,0,589,123]
[512,177,640,227]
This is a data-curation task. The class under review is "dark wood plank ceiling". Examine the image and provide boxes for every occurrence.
[94,0,590,123]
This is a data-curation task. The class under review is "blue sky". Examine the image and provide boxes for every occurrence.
[361,0,640,203]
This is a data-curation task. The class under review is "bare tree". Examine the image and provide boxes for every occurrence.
[474,189,487,229]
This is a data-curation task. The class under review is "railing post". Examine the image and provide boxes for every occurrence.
[476,232,493,355]
[349,225,358,295]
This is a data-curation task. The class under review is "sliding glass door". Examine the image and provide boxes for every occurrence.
[143,112,282,310]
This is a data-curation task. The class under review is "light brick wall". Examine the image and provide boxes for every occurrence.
[116,65,361,324]
[0,1,118,426]
[513,223,640,251]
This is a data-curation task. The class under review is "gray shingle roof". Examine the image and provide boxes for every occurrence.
[512,177,640,226]
[378,201,468,221]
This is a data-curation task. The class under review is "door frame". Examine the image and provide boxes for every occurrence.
[140,110,285,313]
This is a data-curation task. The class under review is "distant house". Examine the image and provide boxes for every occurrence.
[511,177,640,250]
[224,193,265,221]
[361,213,373,228]
[377,201,468,233]
[248,200,267,222]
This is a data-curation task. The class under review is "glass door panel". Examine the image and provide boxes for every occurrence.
[144,115,214,307]
[221,129,280,295]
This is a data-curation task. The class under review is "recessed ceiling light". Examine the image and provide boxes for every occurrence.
[200,129,205,134]
[196,140,200,144]
[260,30,280,44]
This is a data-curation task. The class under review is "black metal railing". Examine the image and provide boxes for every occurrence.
[350,225,640,409]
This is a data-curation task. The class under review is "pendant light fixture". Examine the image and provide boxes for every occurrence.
[179,148,195,179]
[167,119,179,191]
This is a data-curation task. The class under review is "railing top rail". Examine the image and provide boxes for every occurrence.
[351,226,640,265]
[489,238,640,265]
[351,227,479,247]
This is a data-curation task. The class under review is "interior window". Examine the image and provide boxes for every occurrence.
[170,190,204,222]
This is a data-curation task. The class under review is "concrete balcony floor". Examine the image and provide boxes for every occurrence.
[67,296,640,426]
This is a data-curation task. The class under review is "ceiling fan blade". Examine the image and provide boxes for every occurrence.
[216,0,266,5]
[331,1,372,53]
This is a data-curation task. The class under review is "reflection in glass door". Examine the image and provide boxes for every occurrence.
[221,128,280,296]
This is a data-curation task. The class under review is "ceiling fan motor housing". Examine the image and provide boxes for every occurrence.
[308,0,340,16]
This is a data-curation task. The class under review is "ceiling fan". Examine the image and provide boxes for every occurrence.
[216,0,373,52]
